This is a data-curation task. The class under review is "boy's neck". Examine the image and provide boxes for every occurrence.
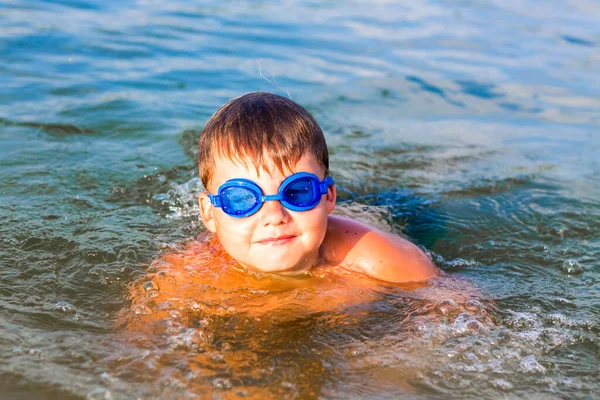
[235,252,321,277]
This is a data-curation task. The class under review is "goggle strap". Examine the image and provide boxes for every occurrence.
[209,195,222,207]
[319,176,335,194]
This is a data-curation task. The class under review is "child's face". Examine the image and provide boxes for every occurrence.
[198,154,336,275]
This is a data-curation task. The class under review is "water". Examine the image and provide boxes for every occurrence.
[1,0,599,398]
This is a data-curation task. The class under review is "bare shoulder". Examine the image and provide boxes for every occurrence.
[321,215,440,283]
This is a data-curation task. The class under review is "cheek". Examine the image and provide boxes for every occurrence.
[297,206,329,239]
[214,214,255,247]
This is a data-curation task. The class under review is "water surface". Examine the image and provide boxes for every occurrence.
[1,0,599,398]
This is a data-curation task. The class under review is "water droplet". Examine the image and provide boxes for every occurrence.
[447,258,479,269]
[189,301,201,310]
[519,355,547,374]
[495,329,512,344]
[168,310,182,318]
[466,319,485,333]
[445,350,457,358]
[347,345,366,357]
[561,259,582,275]
[100,372,118,384]
[86,387,114,400]
[554,297,576,307]
[143,281,159,292]
[198,318,209,328]
[491,378,514,390]
[281,381,296,390]
[256,368,273,378]
[466,299,484,312]
[211,353,225,363]
[436,299,459,315]
[507,311,541,329]
[147,290,159,298]
[211,377,232,389]
[55,301,76,314]
[133,305,151,315]
[28,348,43,357]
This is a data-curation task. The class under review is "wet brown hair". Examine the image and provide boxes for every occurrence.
[198,92,329,189]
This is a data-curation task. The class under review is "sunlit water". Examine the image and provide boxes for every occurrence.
[1,0,599,398]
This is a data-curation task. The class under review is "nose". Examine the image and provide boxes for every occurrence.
[259,199,290,226]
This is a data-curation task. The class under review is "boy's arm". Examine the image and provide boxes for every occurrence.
[322,215,440,283]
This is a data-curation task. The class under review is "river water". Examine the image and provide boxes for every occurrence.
[1,0,599,398]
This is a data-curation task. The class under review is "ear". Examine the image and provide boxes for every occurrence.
[198,192,217,232]
[325,184,336,214]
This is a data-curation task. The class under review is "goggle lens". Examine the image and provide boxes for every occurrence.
[282,177,316,207]
[221,186,260,216]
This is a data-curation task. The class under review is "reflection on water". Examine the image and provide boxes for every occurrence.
[1,0,599,398]
[115,235,498,398]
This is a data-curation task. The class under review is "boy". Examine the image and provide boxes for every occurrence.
[123,92,441,326]
[196,91,439,284]
[117,94,489,397]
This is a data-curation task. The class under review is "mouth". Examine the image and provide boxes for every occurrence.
[256,235,297,246]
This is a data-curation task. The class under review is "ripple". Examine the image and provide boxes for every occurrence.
[2,0,600,398]
[562,35,595,47]
[0,117,95,136]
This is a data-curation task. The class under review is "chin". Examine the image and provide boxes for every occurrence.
[249,259,308,275]
[256,264,297,274]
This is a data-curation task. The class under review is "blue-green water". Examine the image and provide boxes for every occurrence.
[1,0,599,398]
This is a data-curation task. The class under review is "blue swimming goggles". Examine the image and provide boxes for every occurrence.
[209,172,335,218]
